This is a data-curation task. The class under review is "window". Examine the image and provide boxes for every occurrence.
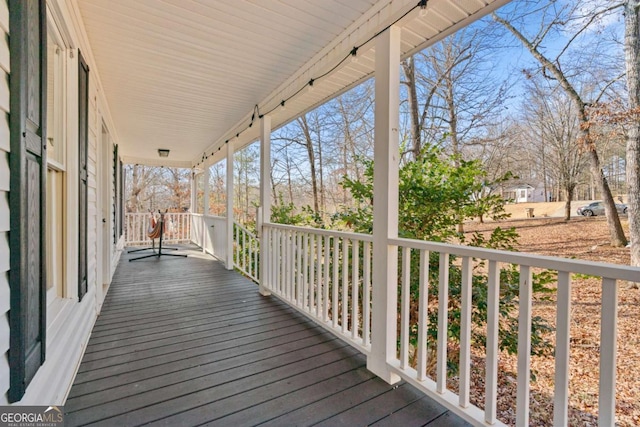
[45,16,67,305]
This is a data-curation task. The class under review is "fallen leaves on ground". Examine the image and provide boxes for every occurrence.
[460,216,638,426]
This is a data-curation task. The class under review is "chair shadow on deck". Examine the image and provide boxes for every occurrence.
[64,244,469,427]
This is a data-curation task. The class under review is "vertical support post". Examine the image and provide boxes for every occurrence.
[203,164,210,215]
[226,139,235,270]
[202,166,210,253]
[599,278,618,427]
[190,169,196,242]
[259,116,272,296]
[190,169,196,213]
[367,25,401,384]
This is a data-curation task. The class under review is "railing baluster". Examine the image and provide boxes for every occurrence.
[309,233,315,311]
[401,246,411,369]
[599,278,618,427]
[333,236,339,328]
[436,252,449,394]
[271,228,276,292]
[317,233,323,318]
[297,232,303,306]
[459,256,472,408]
[284,230,289,298]
[417,249,428,381]
[276,229,282,294]
[342,238,349,334]
[243,229,247,273]
[351,239,360,341]
[323,235,330,322]
[485,260,500,424]
[289,230,295,300]
[516,265,532,426]
[235,225,239,268]
[553,271,571,426]
[303,232,309,309]
[363,241,372,347]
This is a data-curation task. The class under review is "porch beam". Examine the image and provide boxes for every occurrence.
[226,139,235,270]
[259,115,272,296]
[368,25,401,384]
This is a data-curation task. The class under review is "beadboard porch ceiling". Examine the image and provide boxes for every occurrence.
[77,0,510,168]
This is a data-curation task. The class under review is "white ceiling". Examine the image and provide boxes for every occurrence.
[76,0,511,167]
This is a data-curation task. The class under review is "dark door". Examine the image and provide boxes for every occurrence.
[8,0,47,402]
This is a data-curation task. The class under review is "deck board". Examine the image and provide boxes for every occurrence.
[65,245,469,426]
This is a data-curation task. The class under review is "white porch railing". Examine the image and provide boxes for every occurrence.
[234,222,259,282]
[261,222,639,427]
[124,212,191,245]
[190,214,227,260]
[263,223,373,355]
[126,212,637,425]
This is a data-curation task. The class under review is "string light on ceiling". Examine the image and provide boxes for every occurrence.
[195,0,429,168]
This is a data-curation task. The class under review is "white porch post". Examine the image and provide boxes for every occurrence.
[259,115,272,296]
[367,25,401,384]
[190,169,195,213]
[202,166,210,253]
[203,165,210,215]
[226,140,235,270]
[190,169,196,243]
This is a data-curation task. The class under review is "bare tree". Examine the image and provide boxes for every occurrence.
[126,164,159,212]
[524,80,587,219]
[401,27,508,162]
[494,2,628,247]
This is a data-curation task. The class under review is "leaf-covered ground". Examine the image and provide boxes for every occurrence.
[463,216,638,426]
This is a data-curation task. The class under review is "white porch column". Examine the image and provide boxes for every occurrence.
[259,115,272,296]
[202,166,210,253]
[225,140,235,270]
[190,169,196,213]
[190,169,196,243]
[203,165,210,215]
[367,25,401,384]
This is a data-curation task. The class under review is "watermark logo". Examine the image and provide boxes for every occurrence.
[0,406,64,427]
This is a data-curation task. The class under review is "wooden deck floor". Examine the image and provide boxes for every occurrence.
[65,245,469,427]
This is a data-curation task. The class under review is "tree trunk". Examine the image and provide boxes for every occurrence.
[587,149,628,246]
[625,0,640,265]
[401,57,421,159]
[317,128,325,214]
[564,184,574,221]
[298,116,320,215]
[446,76,460,162]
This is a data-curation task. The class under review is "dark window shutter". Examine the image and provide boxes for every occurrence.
[8,0,47,402]
[119,160,124,237]
[112,144,117,244]
[78,51,89,301]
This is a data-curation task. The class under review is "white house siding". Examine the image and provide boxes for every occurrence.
[0,0,120,405]
[0,0,10,405]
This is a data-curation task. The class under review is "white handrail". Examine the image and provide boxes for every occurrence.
[388,236,637,427]
[233,221,259,283]
[263,223,373,355]
[260,224,639,427]
[124,212,191,245]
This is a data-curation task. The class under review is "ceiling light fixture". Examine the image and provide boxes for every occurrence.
[158,149,170,158]
[419,0,428,17]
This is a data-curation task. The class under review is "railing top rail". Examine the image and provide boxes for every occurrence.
[203,214,226,221]
[126,211,190,215]
[264,222,374,242]
[390,237,640,282]
[233,221,257,237]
